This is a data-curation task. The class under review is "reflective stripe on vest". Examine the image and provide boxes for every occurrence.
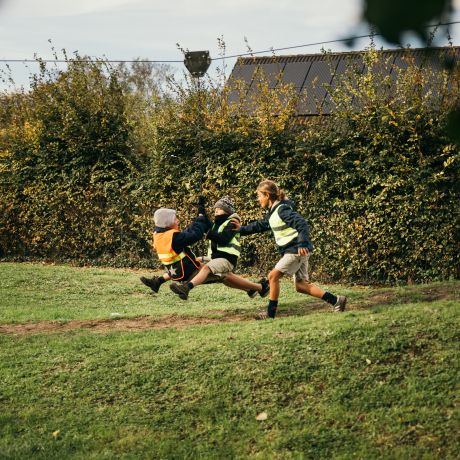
[208,218,241,257]
[157,251,186,264]
[153,229,187,265]
[268,205,298,246]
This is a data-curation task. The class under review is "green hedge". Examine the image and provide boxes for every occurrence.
[0,48,458,282]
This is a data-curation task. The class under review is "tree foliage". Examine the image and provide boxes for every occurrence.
[0,46,458,282]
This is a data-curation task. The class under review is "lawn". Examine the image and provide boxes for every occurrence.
[0,262,459,459]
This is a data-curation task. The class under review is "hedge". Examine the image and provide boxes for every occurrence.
[0,47,458,282]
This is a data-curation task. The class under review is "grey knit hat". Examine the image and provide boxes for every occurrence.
[213,196,235,215]
[154,208,177,228]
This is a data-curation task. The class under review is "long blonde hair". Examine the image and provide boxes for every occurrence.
[257,180,286,202]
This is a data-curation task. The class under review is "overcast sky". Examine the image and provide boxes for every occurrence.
[1,0,460,89]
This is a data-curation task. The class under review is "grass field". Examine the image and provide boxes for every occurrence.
[0,262,459,459]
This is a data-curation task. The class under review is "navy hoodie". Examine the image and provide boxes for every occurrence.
[239,200,313,255]
[154,214,211,280]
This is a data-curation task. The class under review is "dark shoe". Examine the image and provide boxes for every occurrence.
[259,279,270,298]
[170,282,190,300]
[247,278,269,299]
[333,295,347,312]
[254,310,274,320]
[140,276,162,293]
[255,310,268,320]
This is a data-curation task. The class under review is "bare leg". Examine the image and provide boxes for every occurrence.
[186,265,263,292]
[295,280,346,311]
[268,269,283,300]
[223,273,262,292]
[295,280,325,299]
[253,269,283,320]
[189,265,211,288]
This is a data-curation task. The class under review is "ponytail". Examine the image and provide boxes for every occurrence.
[257,180,287,202]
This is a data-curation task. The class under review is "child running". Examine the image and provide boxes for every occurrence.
[233,180,347,319]
[169,196,269,300]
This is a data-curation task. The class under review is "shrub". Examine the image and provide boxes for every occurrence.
[0,46,458,282]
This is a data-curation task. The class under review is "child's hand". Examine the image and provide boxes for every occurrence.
[197,195,206,215]
[298,247,309,256]
[231,219,241,231]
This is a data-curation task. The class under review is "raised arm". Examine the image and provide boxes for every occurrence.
[237,217,271,236]
[172,215,211,252]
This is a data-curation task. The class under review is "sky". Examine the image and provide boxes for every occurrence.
[1,0,460,89]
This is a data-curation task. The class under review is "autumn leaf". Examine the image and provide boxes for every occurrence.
[256,412,268,421]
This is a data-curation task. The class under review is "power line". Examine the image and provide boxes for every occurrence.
[217,21,460,60]
[0,20,459,64]
[220,34,377,60]
[0,58,183,64]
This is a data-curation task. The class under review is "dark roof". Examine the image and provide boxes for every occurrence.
[227,46,460,116]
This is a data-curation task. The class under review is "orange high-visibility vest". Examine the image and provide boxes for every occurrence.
[153,229,186,265]
[153,229,201,280]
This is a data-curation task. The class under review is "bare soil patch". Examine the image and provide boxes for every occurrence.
[0,313,247,335]
[1,284,456,335]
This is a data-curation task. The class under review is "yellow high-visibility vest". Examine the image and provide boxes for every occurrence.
[207,218,241,258]
[268,205,298,246]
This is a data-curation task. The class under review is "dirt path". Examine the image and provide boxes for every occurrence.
[1,285,456,335]
[0,313,248,335]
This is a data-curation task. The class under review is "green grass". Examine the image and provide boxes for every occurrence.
[0,262,459,459]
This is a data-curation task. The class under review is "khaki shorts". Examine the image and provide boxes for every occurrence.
[205,258,234,277]
[274,253,310,282]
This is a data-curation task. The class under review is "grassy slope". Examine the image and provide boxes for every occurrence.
[0,263,459,459]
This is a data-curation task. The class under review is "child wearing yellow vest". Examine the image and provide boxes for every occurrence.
[169,196,269,300]
[233,180,347,319]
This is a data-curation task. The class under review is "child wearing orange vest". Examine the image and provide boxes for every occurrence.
[142,206,209,292]
[140,197,209,292]
[145,198,269,298]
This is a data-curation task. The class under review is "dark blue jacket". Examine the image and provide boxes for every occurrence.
[239,200,314,255]
[155,214,211,280]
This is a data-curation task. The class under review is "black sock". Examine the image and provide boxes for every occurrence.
[186,282,194,290]
[322,292,337,305]
[267,300,278,318]
[158,276,167,285]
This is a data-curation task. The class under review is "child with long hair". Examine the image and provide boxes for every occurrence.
[233,180,347,319]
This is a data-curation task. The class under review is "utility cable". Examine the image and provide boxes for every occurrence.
[216,21,460,59]
[0,20,459,64]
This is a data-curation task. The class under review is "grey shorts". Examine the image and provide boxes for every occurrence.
[187,268,223,284]
[274,253,310,282]
[205,258,234,277]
